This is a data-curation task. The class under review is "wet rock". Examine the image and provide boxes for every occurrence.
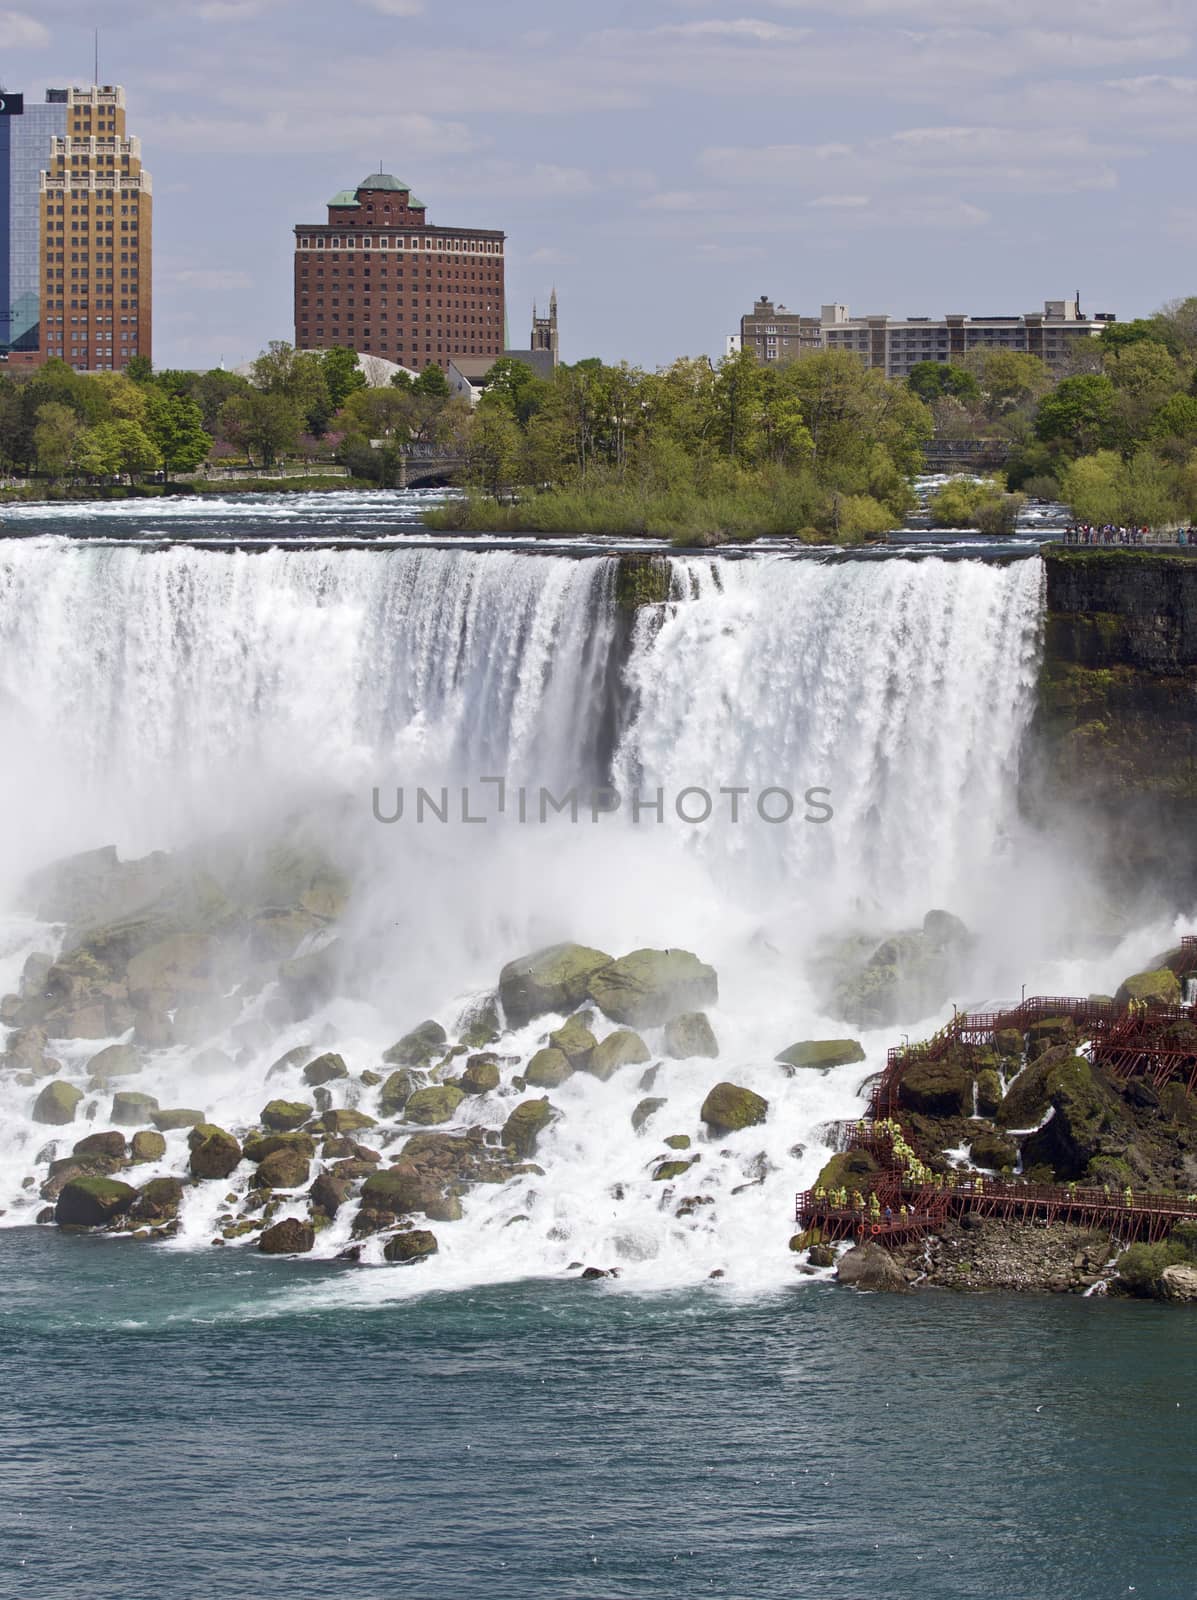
[976,1068,1003,1118]
[188,1123,242,1180]
[664,1011,719,1060]
[458,993,502,1049]
[383,1228,438,1264]
[151,1107,205,1132]
[360,1164,438,1215]
[20,952,53,998]
[993,1027,1024,1060]
[524,1047,572,1089]
[808,1244,836,1268]
[587,948,717,1028]
[499,943,614,1029]
[73,1130,127,1160]
[548,1015,597,1070]
[32,1080,83,1125]
[382,1020,448,1069]
[260,1098,312,1132]
[55,1175,138,1227]
[699,1081,768,1136]
[898,1059,972,1117]
[379,1068,423,1119]
[775,1038,864,1070]
[258,1218,315,1254]
[359,1069,382,1088]
[309,1171,350,1218]
[425,1194,463,1222]
[1021,1055,1115,1180]
[111,1090,159,1126]
[130,1129,167,1163]
[501,1096,555,1157]
[302,1052,348,1088]
[133,1009,175,1050]
[125,932,217,1010]
[243,1130,316,1164]
[631,1097,667,1133]
[458,1055,501,1095]
[836,1241,907,1293]
[0,1025,58,1077]
[587,1028,650,1081]
[403,1085,465,1126]
[129,1176,184,1222]
[653,1156,698,1181]
[579,1265,612,1280]
[321,1108,377,1134]
[254,1146,310,1190]
[664,1134,691,1150]
[1160,1264,1197,1302]
[1116,968,1182,1008]
[267,1045,313,1078]
[969,1130,1018,1171]
[85,1043,142,1084]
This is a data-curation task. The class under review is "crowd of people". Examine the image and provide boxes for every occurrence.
[1063,524,1155,545]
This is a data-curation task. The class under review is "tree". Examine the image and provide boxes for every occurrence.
[320,346,366,411]
[961,350,1052,420]
[91,370,148,423]
[1060,451,1126,523]
[413,364,451,401]
[1035,374,1120,457]
[906,362,979,407]
[33,401,82,480]
[218,391,302,466]
[75,418,162,480]
[250,340,330,434]
[142,390,212,475]
[125,355,153,382]
[465,407,523,494]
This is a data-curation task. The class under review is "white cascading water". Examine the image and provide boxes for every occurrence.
[0,538,1169,1304]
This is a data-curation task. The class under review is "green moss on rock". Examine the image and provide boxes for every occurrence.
[525,1047,573,1089]
[776,1038,865,1070]
[187,1123,242,1180]
[260,1099,312,1132]
[587,948,717,1028]
[664,1011,719,1060]
[403,1085,465,1126]
[502,1096,555,1157]
[1116,968,1182,1008]
[699,1081,768,1135]
[32,1079,83,1125]
[587,1029,651,1081]
[499,944,614,1028]
[382,1020,448,1068]
[55,1175,137,1226]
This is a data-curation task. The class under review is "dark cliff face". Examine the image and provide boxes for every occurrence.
[1028,549,1197,897]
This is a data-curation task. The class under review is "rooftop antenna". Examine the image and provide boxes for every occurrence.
[94,28,99,86]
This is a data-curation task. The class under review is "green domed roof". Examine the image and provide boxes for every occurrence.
[359,173,408,192]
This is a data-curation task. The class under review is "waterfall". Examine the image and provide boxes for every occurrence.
[0,539,1057,1292]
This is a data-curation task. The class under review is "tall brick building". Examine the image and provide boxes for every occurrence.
[31,85,152,371]
[293,172,505,370]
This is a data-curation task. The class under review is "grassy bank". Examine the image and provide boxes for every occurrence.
[424,478,895,546]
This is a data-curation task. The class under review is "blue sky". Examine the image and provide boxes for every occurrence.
[5,0,1197,370]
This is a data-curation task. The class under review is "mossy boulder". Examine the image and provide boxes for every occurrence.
[56,1175,137,1227]
[130,1129,166,1163]
[302,1052,348,1087]
[321,1108,377,1134]
[587,948,717,1028]
[84,1043,142,1084]
[32,1079,83,1125]
[309,1171,351,1218]
[548,1015,597,1070]
[653,1156,698,1181]
[129,1176,183,1222]
[361,1164,437,1215]
[1116,968,1182,1008]
[664,1012,719,1060]
[458,995,501,1050]
[243,1130,316,1164]
[975,1068,1003,1118]
[379,1068,422,1119]
[73,1130,127,1160]
[111,1090,159,1126]
[588,1029,651,1081]
[1026,1017,1076,1059]
[260,1099,312,1132]
[384,1228,439,1264]
[699,1081,768,1135]
[152,1107,204,1132]
[997,1046,1075,1129]
[775,1039,864,1070]
[1021,1055,1115,1180]
[499,943,614,1028]
[458,1055,501,1095]
[502,1096,555,1157]
[898,1060,972,1117]
[382,1020,447,1069]
[836,1241,906,1293]
[525,1047,572,1089]
[254,1146,311,1190]
[188,1123,242,1180]
[258,1218,315,1254]
[969,1130,1018,1170]
[813,1148,882,1193]
[663,1134,691,1150]
[993,1028,1024,1060]
[631,1096,666,1133]
[403,1085,465,1126]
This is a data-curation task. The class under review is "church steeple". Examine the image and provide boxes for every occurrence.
[530,290,559,365]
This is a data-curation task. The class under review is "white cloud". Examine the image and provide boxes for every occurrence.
[809,194,870,207]
[655,17,809,42]
[358,0,424,14]
[0,9,49,46]
[147,105,476,156]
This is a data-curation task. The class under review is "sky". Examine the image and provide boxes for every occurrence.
[3,0,1196,371]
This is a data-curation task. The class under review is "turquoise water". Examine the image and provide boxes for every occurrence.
[1,1231,1192,1599]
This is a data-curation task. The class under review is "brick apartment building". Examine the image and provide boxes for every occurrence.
[293,173,505,370]
[740,294,1114,378]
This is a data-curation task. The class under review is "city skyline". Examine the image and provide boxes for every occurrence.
[4,1,1196,371]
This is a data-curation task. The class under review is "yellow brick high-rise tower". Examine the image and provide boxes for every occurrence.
[36,85,151,371]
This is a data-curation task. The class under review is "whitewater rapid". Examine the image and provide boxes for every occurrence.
[0,536,1171,1300]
